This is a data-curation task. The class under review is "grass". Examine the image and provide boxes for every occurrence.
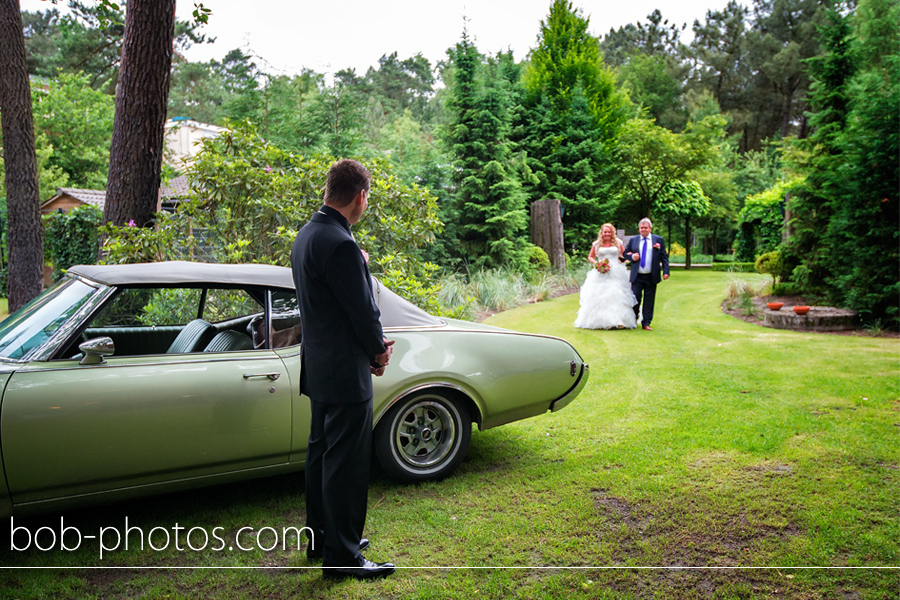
[1,270,897,598]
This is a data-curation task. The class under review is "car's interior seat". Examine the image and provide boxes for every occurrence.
[204,330,254,353]
[166,319,217,354]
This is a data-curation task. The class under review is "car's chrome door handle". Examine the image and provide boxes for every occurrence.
[243,372,281,381]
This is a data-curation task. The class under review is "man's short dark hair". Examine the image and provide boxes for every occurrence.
[324,159,370,208]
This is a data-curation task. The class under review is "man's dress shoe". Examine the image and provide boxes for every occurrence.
[306,538,369,561]
[322,556,395,580]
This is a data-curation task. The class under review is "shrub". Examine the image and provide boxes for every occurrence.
[710,262,756,272]
[755,250,788,284]
[669,252,713,265]
[772,282,801,296]
[525,244,551,271]
[669,241,687,256]
[723,276,764,317]
[100,121,445,312]
[100,211,185,265]
[517,244,552,282]
[43,205,103,279]
[734,179,801,261]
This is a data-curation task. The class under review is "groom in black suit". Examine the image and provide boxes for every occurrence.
[291,159,395,580]
[624,217,670,331]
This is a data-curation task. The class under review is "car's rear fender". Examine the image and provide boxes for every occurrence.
[374,382,483,431]
[372,329,587,431]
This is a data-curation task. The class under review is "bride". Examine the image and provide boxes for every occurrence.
[574,223,637,330]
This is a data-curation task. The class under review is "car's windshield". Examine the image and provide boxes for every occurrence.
[0,278,99,360]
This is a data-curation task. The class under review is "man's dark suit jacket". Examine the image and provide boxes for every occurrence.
[624,233,670,284]
[291,205,386,403]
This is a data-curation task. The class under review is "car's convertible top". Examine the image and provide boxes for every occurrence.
[68,261,442,329]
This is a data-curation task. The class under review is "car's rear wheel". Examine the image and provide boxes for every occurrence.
[375,390,471,483]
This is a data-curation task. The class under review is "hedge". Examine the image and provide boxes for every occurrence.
[709,262,756,273]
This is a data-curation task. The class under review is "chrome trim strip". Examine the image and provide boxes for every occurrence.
[21,352,280,373]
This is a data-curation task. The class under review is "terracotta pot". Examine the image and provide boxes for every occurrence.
[767,302,783,311]
[793,306,810,315]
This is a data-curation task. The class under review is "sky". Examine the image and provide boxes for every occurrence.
[20,0,744,76]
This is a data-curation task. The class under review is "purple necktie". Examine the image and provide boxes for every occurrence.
[640,237,647,268]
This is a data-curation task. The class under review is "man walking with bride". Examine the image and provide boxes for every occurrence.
[623,217,669,331]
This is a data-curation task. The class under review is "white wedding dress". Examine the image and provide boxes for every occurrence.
[574,245,637,330]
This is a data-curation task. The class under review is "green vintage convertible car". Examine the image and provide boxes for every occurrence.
[0,262,588,517]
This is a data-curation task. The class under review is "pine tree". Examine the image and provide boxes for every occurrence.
[104,0,176,229]
[0,0,44,310]
[518,0,629,252]
[828,0,898,323]
[785,8,857,297]
[446,35,527,269]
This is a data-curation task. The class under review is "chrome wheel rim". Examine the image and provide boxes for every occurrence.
[392,398,458,469]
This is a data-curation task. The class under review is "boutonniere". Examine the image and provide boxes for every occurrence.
[653,243,661,249]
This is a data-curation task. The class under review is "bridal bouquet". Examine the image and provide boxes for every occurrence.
[595,258,610,273]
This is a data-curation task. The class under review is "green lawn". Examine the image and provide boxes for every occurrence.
[1,270,897,598]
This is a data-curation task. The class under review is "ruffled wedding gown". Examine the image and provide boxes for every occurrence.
[574,245,637,330]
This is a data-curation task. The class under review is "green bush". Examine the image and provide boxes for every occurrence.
[755,250,788,284]
[669,252,713,265]
[710,262,756,272]
[517,244,552,281]
[43,205,103,279]
[100,210,184,265]
[772,281,802,296]
[525,244,551,271]
[101,121,445,312]
[734,179,800,261]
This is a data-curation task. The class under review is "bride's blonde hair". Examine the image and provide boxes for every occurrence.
[595,223,623,250]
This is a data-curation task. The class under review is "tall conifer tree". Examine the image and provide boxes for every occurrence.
[517,0,629,251]
[446,34,527,268]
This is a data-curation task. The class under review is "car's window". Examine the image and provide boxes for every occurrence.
[271,290,300,323]
[0,278,99,360]
[81,286,263,356]
[92,287,262,328]
[203,289,262,324]
[265,290,302,349]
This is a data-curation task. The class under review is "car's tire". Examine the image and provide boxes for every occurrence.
[375,390,471,483]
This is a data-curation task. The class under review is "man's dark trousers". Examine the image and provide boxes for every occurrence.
[632,272,658,327]
[305,398,372,567]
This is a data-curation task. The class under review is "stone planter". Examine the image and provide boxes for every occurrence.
[764,306,859,332]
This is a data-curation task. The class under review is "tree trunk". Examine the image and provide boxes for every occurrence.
[684,216,692,270]
[104,0,176,229]
[780,79,795,139]
[0,0,44,311]
[711,226,718,262]
[530,199,566,271]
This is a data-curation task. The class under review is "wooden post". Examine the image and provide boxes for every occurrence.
[531,199,566,271]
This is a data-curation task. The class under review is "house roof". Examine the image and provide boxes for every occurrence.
[44,188,106,209]
[160,175,190,199]
[41,178,189,212]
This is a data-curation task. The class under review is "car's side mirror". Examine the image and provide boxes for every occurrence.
[79,337,115,365]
